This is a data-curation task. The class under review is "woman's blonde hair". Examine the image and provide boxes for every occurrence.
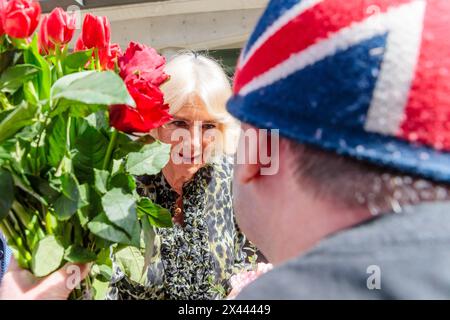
[161,51,240,155]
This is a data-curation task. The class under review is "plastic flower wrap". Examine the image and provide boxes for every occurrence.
[0,3,173,299]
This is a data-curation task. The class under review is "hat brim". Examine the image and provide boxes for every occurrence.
[227,98,450,184]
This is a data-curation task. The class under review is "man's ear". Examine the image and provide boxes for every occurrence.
[235,124,282,184]
[236,161,261,184]
[235,124,262,184]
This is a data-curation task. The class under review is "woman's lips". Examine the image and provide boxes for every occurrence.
[179,153,202,163]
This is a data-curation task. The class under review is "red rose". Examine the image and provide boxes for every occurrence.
[81,13,110,49]
[118,41,169,85]
[0,0,6,36]
[74,37,121,71]
[2,0,41,39]
[109,78,172,133]
[38,15,53,54]
[99,43,122,70]
[45,7,76,46]
[74,33,86,51]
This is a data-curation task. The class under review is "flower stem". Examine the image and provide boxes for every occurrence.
[94,48,101,71]
[12,201,31,227]
[55,44,64,78]
[103,130,118,170]
[2,219,16,239]
[66,116,72,157]
[0,220,12,239]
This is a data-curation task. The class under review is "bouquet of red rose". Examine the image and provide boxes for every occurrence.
[0,0,174,299]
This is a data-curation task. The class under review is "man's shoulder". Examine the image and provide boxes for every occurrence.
[236,250,385,299]
[238,241,450,300]
[237,203,450,300]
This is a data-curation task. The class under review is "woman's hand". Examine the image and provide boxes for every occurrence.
[0,258,90,300]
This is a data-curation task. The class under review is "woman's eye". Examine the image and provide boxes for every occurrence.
[172,121,188,128]
[203,123,217,130]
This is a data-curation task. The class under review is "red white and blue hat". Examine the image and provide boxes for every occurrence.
[227,0,450,183]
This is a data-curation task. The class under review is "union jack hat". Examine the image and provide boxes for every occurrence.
[227,0,450,183]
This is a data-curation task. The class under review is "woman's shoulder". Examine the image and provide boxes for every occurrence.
[210,155,234,178]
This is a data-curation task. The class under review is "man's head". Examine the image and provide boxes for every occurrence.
[227,0,450,265]
[233,127,450,265]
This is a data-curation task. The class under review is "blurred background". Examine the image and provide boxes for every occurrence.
[40,0,268,76]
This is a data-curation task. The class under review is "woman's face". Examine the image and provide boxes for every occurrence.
[155,97,223,179]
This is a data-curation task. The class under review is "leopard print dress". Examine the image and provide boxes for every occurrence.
[107,157,249,300]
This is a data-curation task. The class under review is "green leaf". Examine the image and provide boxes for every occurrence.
[91,264,113,282]
[53,194,78,220]
[92,278,110,300]
[24,35,51,102]
[101,188,138,237]
[0,102,38,144]
[0,49,19,75]
[141,216,156,272]
[0,168,14,221]
[95,248,113,267]
[64,49,93,70]
[46,115,67,167]
[111,159,124,177]
[28,142,47,174]
[54,174,87,220]
[27,175,60,203]
[85,110,108,130]
[94,169,109,194]
[51,71,135,107]
[78,185,102,224]
[15,116,43,142]
[61,173,79,200]
[23,81,40,106]
[10,170,48,206]
[72,118,109,183]
[79,183,89,205]
[108,173,136,194]
[126,142,171,176]
[87,212,132,245]
[52,100,104,119]
[137,198,173,228]
[64,245,97,263]
[0,64,40,94]
[31,235,64,277]
[70,102,103,118]
[114,246,145,284]
[114,132,146,159]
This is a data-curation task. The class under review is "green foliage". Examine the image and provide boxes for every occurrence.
[0,64,40,94]
[31,235,65,277]
[0,168,14,220]
[126,141,171,176]
[138,198,173,228]
[51,71,135,107]
[64,50,93,72]
[0,35,171,300]
[115,246,145,284]
[0,102,38,144]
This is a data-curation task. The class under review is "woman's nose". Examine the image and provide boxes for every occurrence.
[188,124,203,153]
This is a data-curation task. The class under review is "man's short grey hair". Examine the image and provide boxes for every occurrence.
[288,139,450,215]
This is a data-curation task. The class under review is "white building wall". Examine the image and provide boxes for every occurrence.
[81,0,267,54]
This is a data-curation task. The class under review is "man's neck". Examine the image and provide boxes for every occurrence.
[271,196,373,266]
